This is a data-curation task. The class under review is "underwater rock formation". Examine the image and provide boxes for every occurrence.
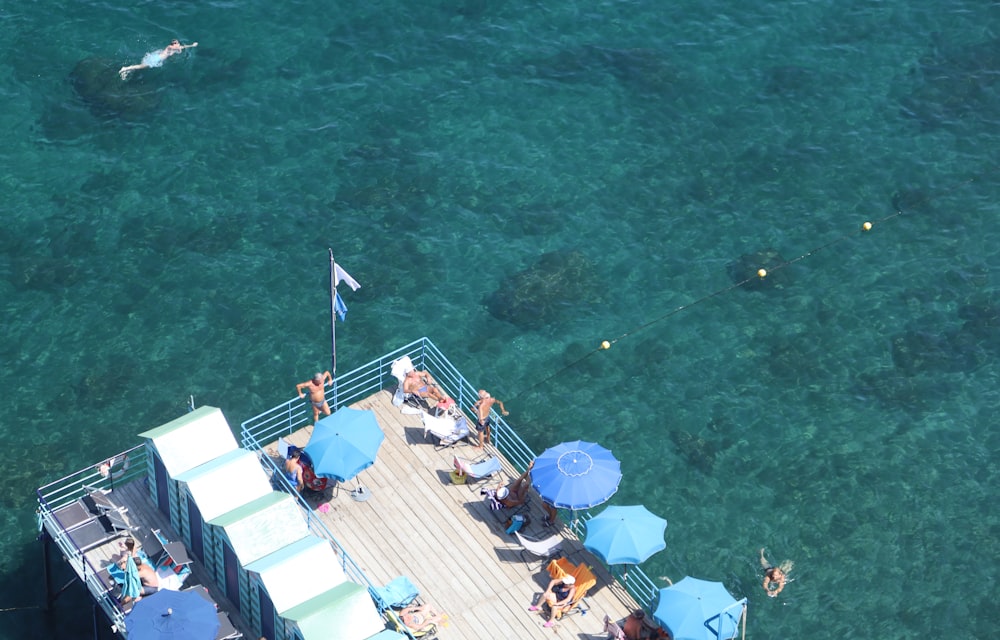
[726,248,790,292]
[670,430,715,474]
[895,38,1000,128]
[70,56,160,119]
[485,250,599,329]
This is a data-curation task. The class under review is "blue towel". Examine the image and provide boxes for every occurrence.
[119,556,142,600]
[374,576,420,608]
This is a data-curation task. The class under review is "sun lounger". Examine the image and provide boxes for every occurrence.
[423,413,470,449]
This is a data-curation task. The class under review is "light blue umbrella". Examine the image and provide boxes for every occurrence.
[584,505,667,579]
[530,440,622,510]
[653,577,744,640]
[306,408,386,483]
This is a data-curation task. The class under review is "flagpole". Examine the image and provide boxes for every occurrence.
[328,248,338,409]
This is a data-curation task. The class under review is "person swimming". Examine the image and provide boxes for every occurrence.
[119,39,198,80]
[760,547,794,597]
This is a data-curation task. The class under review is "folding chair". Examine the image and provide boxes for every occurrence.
[216,611,243,639]
[384,609,437,640]
[370,575,420,610]
[452,455,501,490]
[603,614,627,640]
[513,530,563,568]
[141,529,193,572]
[544,558,598,620]
[423,414,470,449]
[390,356,428,412]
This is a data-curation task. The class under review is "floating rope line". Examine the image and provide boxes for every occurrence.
[509,176,978,402]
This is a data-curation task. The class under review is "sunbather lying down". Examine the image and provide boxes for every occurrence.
[401,604,448,630]
[403,369,449,403]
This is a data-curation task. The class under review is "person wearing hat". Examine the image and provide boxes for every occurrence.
[528,573,577,628]
[495,460,533,508]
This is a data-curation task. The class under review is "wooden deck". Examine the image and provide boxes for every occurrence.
[44,479,254,638]
[265,389,641,639]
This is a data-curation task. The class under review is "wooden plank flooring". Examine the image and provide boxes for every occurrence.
[59,480,255,638]
[264,389,642,639]
[57,386,641,639]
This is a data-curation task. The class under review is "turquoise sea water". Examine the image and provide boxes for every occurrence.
[3,0,998,637]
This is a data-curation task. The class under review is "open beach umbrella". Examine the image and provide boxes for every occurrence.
[583,505,667,579]
[306,408,385,494]
[531,440,622,525]
[653,577,744,640]
[125,588,220,640]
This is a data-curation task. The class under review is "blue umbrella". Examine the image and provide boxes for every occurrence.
[653,577,744,640]
[125,589,220,640]
[306,408,385,483]
[584,505,667,578]
[531,441,622,524]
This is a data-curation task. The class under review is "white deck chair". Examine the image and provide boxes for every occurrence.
[390,356,429,411]
[513,530,563,568]
[422,413,470,449]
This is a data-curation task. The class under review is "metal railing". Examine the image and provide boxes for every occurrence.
[239,338,661,614]
[36,444,150,635]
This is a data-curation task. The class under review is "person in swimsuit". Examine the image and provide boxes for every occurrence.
[759,547,793,597]
[400,604,447,631]
[134,556,160,596]
[284,450,304,492]
[495,460,533,508]
[297,371,333,423]
[119,39,198,79]
[472,389,508,449]
[528,574,576,628]
[402,368,448,403]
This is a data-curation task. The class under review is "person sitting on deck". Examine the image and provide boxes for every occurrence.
[284,449,305,492]
[401,604,448,631]
[493,461,533,508]
[528,574,576,628]
[624,609,666,640]
[135,556,160,596]
[403,369,448,403]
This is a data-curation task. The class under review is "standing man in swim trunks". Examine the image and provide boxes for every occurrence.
[119,39,198,80]
[297,371,333,424]
[473,389,508,450]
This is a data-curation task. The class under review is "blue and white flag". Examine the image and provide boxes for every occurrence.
[334,291,348,321]
[334,263,361,291]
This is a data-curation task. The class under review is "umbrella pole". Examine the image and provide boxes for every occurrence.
[740,602,747,640]
[350,476,372,502]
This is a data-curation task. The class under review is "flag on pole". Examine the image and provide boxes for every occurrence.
[334,263,361,291]
[334,291,348,321]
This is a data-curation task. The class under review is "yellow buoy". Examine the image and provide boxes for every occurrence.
[862,221,873,231]
[757,268,767,278]
[600,340,611,350]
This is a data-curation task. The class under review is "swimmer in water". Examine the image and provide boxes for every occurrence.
[760,547,794,597]
[119,39,198,80]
